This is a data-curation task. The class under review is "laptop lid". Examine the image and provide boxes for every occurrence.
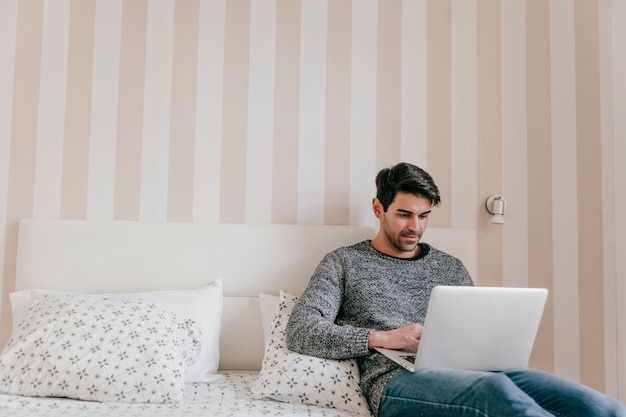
[376,286,548,372]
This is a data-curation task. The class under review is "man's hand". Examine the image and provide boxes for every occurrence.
[367,323,424,350]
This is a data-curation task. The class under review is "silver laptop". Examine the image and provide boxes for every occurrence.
[375,286,548,372]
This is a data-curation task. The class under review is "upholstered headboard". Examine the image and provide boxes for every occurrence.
[14,219,477,370]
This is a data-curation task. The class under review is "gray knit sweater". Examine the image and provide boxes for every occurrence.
[285,240,473,416]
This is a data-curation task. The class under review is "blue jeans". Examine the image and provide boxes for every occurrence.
[379,368,626,417]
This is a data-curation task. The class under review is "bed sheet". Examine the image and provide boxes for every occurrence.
[0,372,358,417]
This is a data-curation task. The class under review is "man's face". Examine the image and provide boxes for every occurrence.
[373,192,432,258]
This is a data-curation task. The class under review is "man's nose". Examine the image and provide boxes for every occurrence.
[408,216,420,231]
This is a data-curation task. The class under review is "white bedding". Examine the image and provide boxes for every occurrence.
[0,372,357,417]
[1,219,478,417]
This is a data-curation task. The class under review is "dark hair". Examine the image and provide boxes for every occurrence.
[375,162,441,211]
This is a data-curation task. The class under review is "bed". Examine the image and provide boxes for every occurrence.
[0,219,477,417]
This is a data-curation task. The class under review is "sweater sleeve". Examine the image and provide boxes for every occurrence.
[286,250,373,360]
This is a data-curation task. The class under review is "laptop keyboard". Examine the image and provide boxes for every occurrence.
[399,354,416,364]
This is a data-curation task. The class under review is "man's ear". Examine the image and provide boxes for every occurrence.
[372,198,384,218]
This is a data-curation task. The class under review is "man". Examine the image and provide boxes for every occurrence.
[286,162,625,417]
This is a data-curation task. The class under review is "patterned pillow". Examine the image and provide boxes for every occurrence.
[0,294,201,403]
[9,281,223,384]
[251,291,373,416]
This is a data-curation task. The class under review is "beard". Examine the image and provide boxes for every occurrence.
[381,220,422,253]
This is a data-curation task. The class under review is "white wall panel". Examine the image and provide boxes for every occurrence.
[87,0,122,220]
[610,0,626,402]
[0,0,18,336]
[501,0,528,289]
[350,0,377,226]
[33,0,70,219]
[297,0,327,225]
[140,0,175,221]
[451,0,477,229]
[245,0,276,224]
[193,0,225,223]
[549,0,580,382]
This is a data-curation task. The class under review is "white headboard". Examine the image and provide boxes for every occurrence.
[15,219,477,370]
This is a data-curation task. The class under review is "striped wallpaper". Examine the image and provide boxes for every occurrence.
[1,0,625,403]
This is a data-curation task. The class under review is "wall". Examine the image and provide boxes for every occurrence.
[1,0,625,402]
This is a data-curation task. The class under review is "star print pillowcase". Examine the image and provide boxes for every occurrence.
[0,293,201,403]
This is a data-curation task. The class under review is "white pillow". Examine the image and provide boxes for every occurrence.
[9,280,223,384]
[0,294,200,403]
[251,291,373,416]
[258,293,280,343]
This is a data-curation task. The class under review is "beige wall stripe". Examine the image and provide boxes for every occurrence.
[324,0,351,225]
[61,0,96,220]
[167,0,200,222]
[526,0,555,372]
[219,0,250,223]
[574,0,605,393]
[425,0,452,227]
[475,0,503,288]
[114,0,147,220]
